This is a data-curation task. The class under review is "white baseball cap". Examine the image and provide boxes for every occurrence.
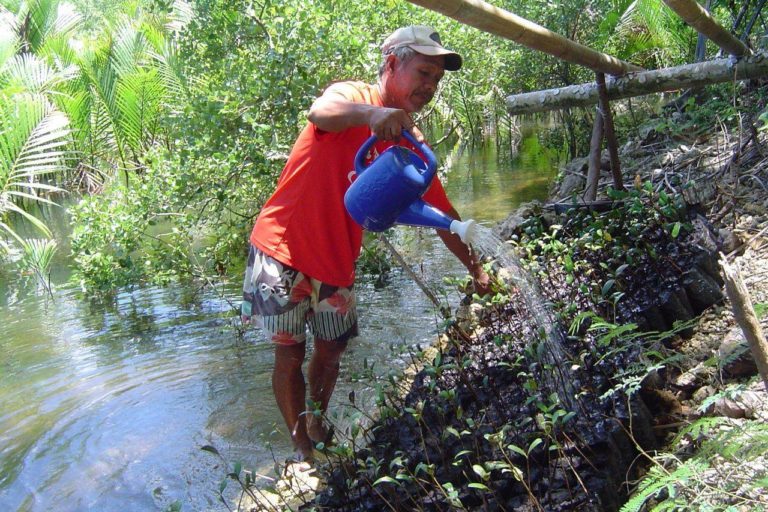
[381,25,462,71]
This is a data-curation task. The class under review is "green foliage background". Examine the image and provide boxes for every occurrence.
[0,0,757,291]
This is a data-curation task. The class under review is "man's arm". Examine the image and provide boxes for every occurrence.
[307,93,418,141]
[436,206,491,296]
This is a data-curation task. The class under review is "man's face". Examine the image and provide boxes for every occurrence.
[386,53,446,113]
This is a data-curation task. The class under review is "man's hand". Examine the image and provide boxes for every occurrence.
[472,269,492,297]
[368,107,423,142]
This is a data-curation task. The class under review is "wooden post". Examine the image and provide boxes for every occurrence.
[585,107,604,202]
[719,255,768,392]
[662,0,750,57]
[596,72,624,191]
[406,0,642,76]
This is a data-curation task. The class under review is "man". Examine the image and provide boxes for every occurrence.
[242,25,490,463]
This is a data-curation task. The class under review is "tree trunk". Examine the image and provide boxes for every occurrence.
[662,0,750,56]
[596,72,623,192]
[719,255,768,392]
[506,52,768,115]
[406,0,642,76]
[742,0,768,42]
[694,0,713,62]
[585,108,604,202]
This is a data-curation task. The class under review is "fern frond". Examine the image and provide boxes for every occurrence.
[621,459,708,512]
[672,417,729,446]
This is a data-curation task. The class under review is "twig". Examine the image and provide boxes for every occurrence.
[377,234,448,317]
[719,254,768,392]
[726,223,768,258]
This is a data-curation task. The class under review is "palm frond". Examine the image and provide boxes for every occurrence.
[0,92,68,239]
[149,45,186,101]
[78,44,126,164]
[166,0,194,33]
[0,52,76,94]
[50,1,80,37]
[19,0,58,53]
[2,200,52,236]
[114,68,163,151]
[0,18,20,69]
[110,20,146,78]
[16,236,57,293]
[613,0,691,66]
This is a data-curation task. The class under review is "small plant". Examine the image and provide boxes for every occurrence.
[18,237,58,293]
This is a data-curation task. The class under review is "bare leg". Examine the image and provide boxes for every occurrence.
[272,342,314,461]
[306,338,347,443]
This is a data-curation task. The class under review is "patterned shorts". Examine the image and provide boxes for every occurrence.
[241,245,358,345]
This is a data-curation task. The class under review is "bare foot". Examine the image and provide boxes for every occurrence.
[305,413,332,444]
[292,444,314,464]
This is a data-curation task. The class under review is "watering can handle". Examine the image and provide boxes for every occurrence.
[353,130,438,178]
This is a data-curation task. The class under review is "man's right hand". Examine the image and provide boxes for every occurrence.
[368,108,423,142]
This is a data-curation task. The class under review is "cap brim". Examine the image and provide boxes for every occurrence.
[408,45,463,71]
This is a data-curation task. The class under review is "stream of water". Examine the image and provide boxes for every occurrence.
[0,133,561,511]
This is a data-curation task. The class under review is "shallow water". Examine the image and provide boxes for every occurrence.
[0,136,560,511]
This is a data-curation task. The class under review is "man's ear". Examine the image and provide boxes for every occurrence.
[385,53,398,75]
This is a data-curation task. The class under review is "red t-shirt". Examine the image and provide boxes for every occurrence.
[250,81,453,287]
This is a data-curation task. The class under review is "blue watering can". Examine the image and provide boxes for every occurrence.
[344,131,476,243]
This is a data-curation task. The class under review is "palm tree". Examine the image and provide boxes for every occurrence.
[0,4,72,258]
[604,0,694,68]
[0,92,70,253]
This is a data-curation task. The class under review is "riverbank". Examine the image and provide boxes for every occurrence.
[545,102,768,509]
[239,92,768,511]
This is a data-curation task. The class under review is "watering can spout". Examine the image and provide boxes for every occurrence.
[449,218,477,245]
[396,200,477,244]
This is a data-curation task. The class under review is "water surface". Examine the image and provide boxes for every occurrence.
[0,137,560,511]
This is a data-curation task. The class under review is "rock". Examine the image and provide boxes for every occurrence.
[682,179,717,206]
[718,228,739,253]
[551,157,588,200]
[692,385,717,403]
[496,200,542,239]
[718,326,759,378]
[674,364,715,389]
[689,214,721,254]
[682,266,724,313]
[703,396,748,419]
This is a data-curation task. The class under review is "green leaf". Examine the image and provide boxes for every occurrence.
[671,221,681,238]
[373,476,397,486]
[200,445,220,456]
[528,438,543,453]
[507,444,526,457]
[472,464,489,480]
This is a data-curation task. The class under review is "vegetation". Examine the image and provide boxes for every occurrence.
[1,0,760,291]
[1,0,767,510]
[205,167,767,510]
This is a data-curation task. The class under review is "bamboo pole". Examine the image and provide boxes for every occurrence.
[719,255,768,392]
[406,0,642,76]
[506,52,768,115]
[662,0,750,57]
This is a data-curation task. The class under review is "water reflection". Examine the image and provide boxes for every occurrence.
[0,140,560,510]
